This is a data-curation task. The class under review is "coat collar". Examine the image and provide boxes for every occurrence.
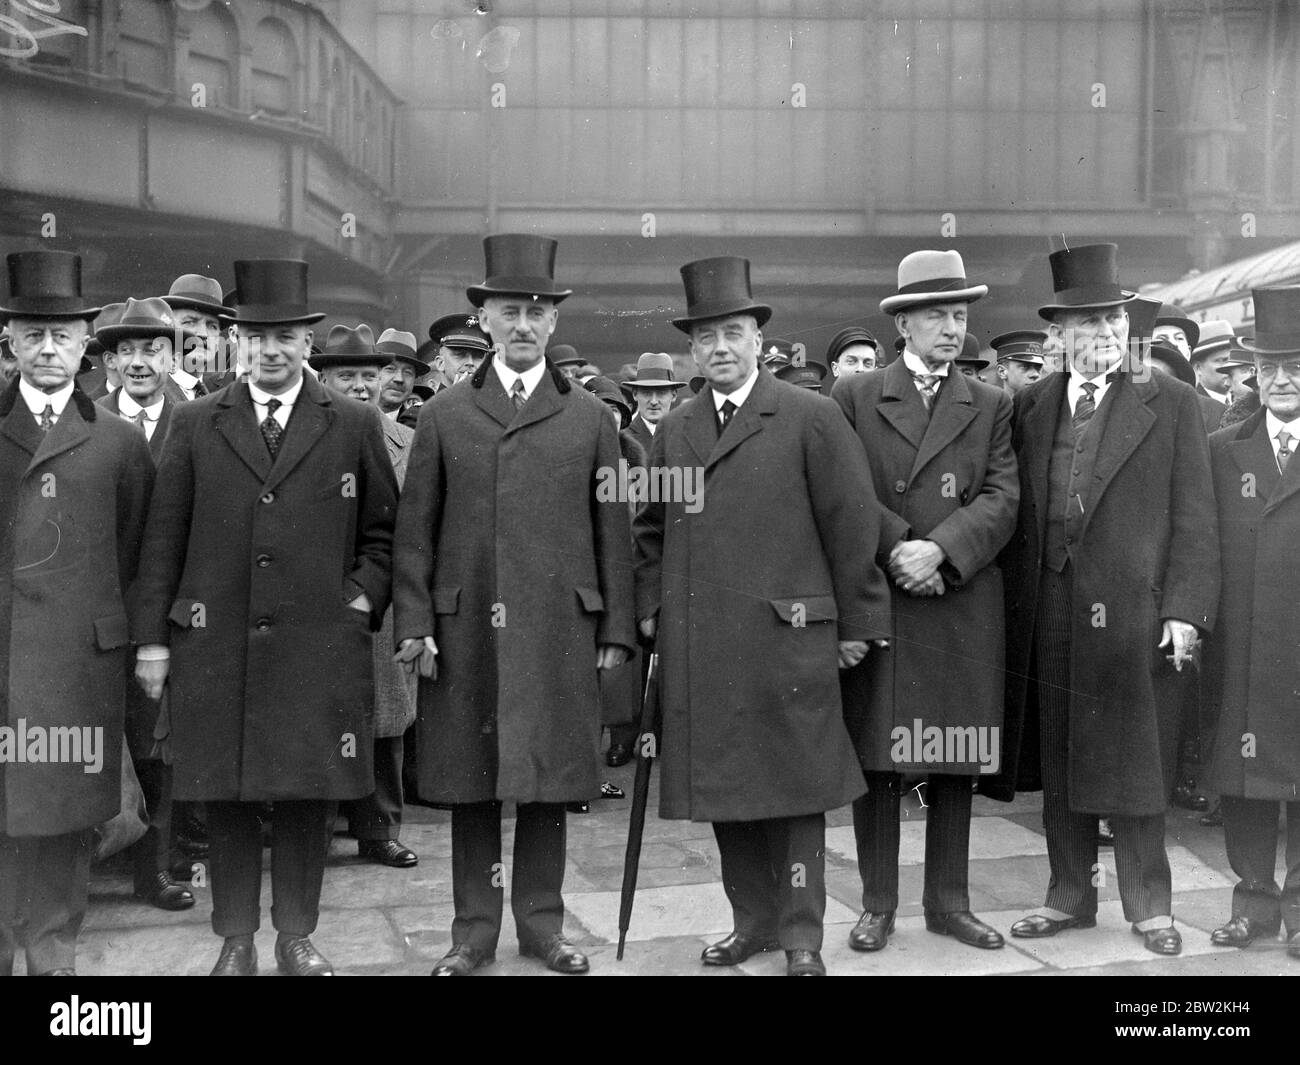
[1082,373,1158,533]
[214,373,334,489]
[877,359,979,479]
[0,376,97,473]
[1230,406,1300,512]
[682,365,780,470]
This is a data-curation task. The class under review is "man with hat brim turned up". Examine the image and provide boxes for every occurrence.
[833,249,1017,955]
[132,260,398,976]
[0,251,155,974]
[312,326,421,871]
[393,234,635,976]
[992,330,1047,396]
[991,243,1219,957]
[826,327,878,381]
[635,255,891,976]
[161,274,232,399]
[1203,285,1300,959]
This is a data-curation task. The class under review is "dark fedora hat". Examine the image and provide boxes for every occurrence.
[1238,286,1300,355]
[548,344,586,368]
[376,328,429,377]
[954,331,990,370]
[585,375,632,425]
[826,326,878,366]
[1148,338,1196,387]
[308,324,385,371]
[95,296,193,349]
[428,312,492,353]
[622,351,687,392]
[466,234,572,306]
[1038,243,1136,320]
[229,259,325,325]
[0,251,101,323]
[162,273,229,319]
[672,256,772,333]
[1154,302,1200,352]
[991,329,1047,366]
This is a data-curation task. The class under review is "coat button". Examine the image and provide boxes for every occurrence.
[256,618,271,631]
[260,492,274,504]
[894,480,906,494]
[256,554,271,568]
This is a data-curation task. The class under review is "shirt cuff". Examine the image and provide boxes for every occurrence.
[136,645,171,662]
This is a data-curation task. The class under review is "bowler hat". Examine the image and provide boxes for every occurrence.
[826,326,878,366]
[1238,286,1300,355]
[376,328,429,377]
[954,331,990,370]
[466,234,572,306]
[672,256,772,333]
[428,312,492,353]
[880,250,987,315]
[162,274,229,319]
[622,351,687,392]
[1153,302,1200,352]
[308,324,386,371]
[1191,320,1239,362]
[585,375,632,425]
[96,296,194,350]
[228,260,325,325]
[1037,243,1136,320]
[991,329,1047,366]
[0,251,101,323]
[1148,339,1196,387]
[548,344,586,368]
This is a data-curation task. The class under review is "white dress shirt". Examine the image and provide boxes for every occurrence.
[171,367,201,401]
[1202,383,1228,404]
[711,366,760,416]
[19,379,74,427]
[492,357,547,403]
[1265,410,1300,469]
[1067,371,1114,416]
[117,391,166,442]
[248,375,303,428]
[901,349,951,382]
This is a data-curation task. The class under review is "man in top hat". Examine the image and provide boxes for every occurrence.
[635,255,891,976]
[826,327,878,380]
[424,313,493,396]
[393,233,634,976]
[548,343,587,381]
[310,326,420,871]
[833,249,1017,954]
[375,328,430,423]
[1204,285,1300,959]
[992,330,1047,396]
[0,251,155,974]
[161,274,231,399]
[990,243,1219,957]
[132,259,398,976]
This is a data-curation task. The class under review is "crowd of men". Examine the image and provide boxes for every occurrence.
[0,235,1297,977]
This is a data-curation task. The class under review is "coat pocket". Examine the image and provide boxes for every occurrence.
[432,587,461,615]
[768,595,838,625]
[575,586,605,613]
[94,613,130,651]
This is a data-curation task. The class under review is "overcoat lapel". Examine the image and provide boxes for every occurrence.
[876,358,929,452]
[912,367,977,479]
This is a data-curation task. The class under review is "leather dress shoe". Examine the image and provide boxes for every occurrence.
[210,939,257,976]
[358,839,418,868]
[520,934,589,974]
[1010,913,1097,938]
[274,935,334,976]
[605,742,633,768]
[1211,915,1277,947]
[1097,818,1115,846]
[1171,776,1209,812]
[134,870,195,911]
[786,949,825,976]
[848,910,895,952]
[1133,924,1182,955]
[1288,932,1300,959]
[701,930,780,966]
[431,943,495,976]
[38,968,76,975]
[925,910,1004,949]
[1200,802,1223,827]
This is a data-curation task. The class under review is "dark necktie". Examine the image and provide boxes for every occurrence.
[38,404,55,433]
[718,399,737,436]
[912,373,941,412]
[1278,430,1293,474]
[133,410,149,433]
[1072,381,1098,436]
[260,398,283,457]
[510,379,527,412]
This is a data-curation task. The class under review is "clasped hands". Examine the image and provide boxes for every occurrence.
[888,539,946,597]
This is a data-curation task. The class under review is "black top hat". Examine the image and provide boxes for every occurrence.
[672,257,772,333]
[229,260,325,325]
[163,274,229,319]
[428,312,493,353]
[826,326,878,366]
[466,234,572,306]
[548,344,586,368]
[308,324,386,371]
[1153,302,1200,352]
[1127,295,1163,344]
[1238,286,1300,355]
[991,329,1047,365]
[1148,339,1196,388]
[1038,243,1136,320]
[954,331,990,369]
[0,251,101,323]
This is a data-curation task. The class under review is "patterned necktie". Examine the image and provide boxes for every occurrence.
[718,399,737,435]
[260,398,283,457]
[1072,381,1098,435]
[510,378,527,411]
[1278,430,1293,474]
[913,373,941,412]
[38,404,55,433]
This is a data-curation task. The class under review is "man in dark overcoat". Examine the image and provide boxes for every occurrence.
[634,256,892,976]
[393,234,635,976]
[833,250,1018,954]
[1204,285,1300,959]
[132,259,398,976]
[0,251,154,974]
[990,244,1220,957]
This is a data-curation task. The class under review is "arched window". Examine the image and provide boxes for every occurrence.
[252,17,297,115]
[183,4,238,109]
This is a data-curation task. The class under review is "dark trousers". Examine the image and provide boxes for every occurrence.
[712,814,826,951]
[342,734,404,841]
[207,800,330,939]
[451,801,566,953]
[128,758,174,889]
[1035,565,1171,923]
[1221,796,1300,934]
[854,771,971,914]
[0,829,92,974]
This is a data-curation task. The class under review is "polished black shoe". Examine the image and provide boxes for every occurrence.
[926,910,1004,949]
[1133,924,1182,956]
[358,839,418,868]
[1288,932,1300,960]
[274,935,334,976]
[1010,913,1097,938]
[520,934,589,974]
[701,930,780,966]
[133,870,195,911]
[1171,776,1209,812]
[210,939,257,976]
[1210,915,1277,947]
[1097,818,1115,846]
[848,910,895,952]
[786,949,825,976]
[431,943,495,976]
[1200,802,1223,827]
[605,742,633,768]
